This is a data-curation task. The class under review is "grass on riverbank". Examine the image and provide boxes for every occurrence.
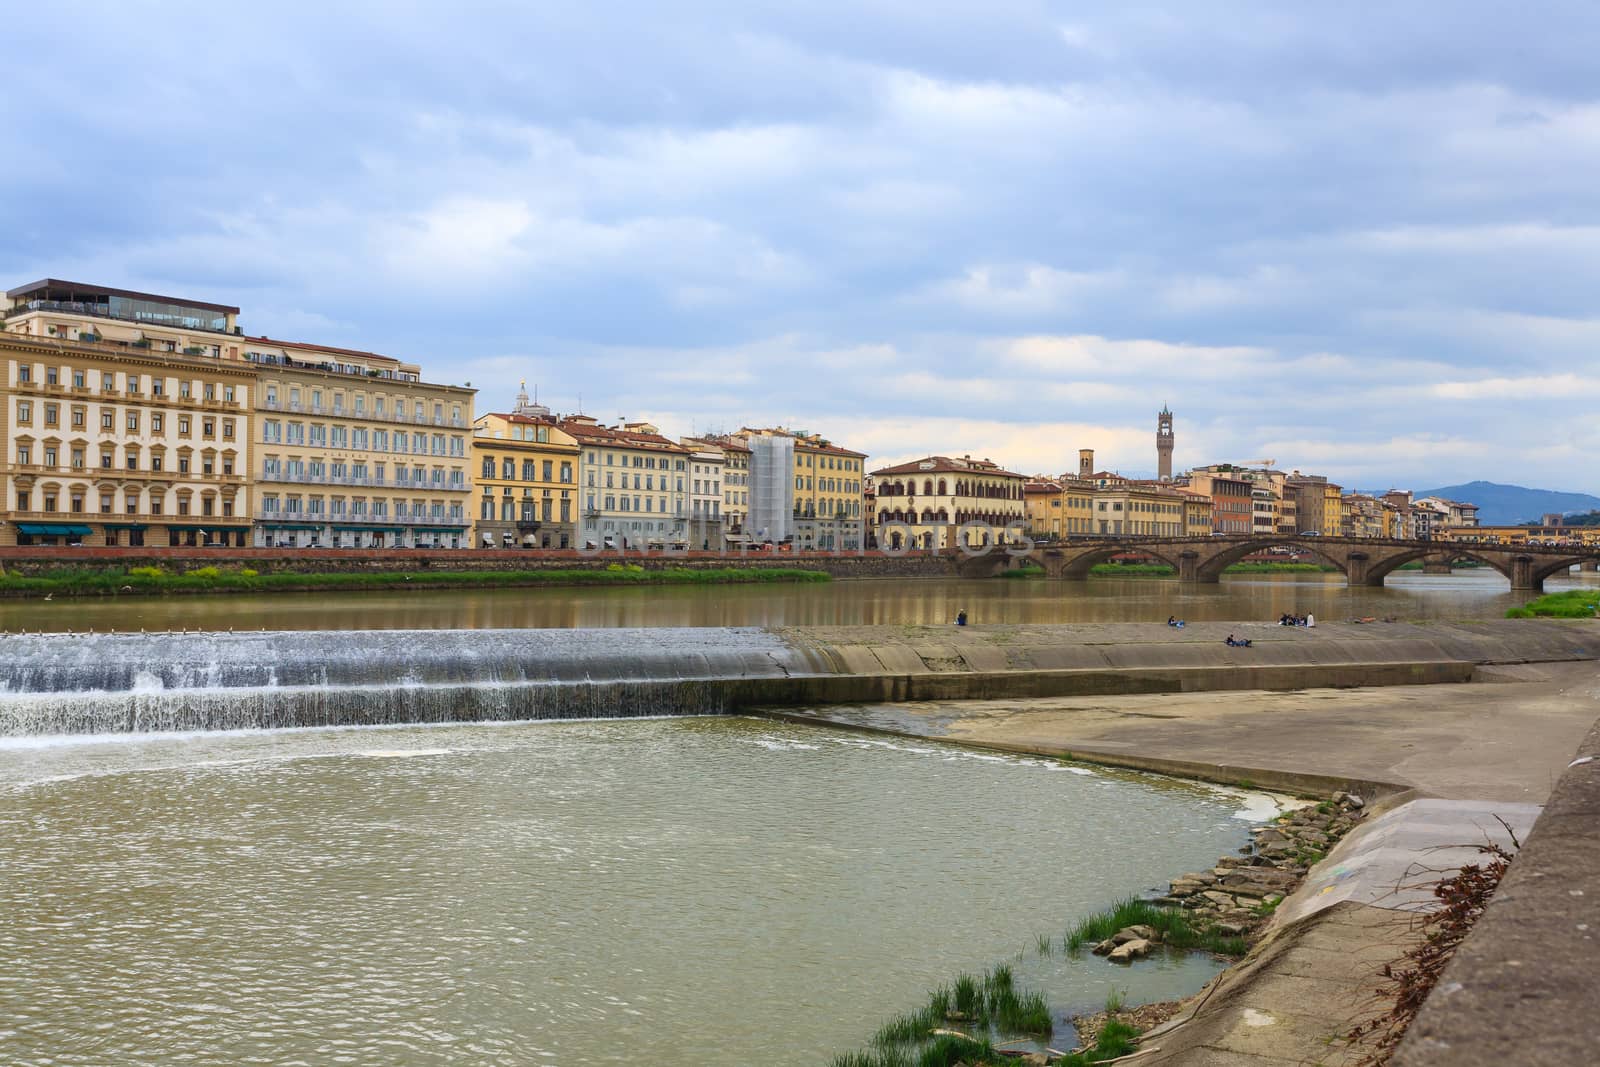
[1005,561,1337,578]
[1506,588,1600,618]
[0,563,831,598]
[1062,898,1248,958]
[830,964,1051,1067]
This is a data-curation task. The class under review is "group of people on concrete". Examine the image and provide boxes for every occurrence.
[1166,615,1186,628]
[1278,613,1316,627]
[1224,634,1254,647]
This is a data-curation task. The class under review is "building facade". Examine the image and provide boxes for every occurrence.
[678,437,727,549]
[1089,482,1190,537]
[472,388,579,548]
[732,427,867,550]
[1185,466,1256,534]
[872,455,1026,550]
[3,280,255,547]
[249,339,474,548]
[568,417,690,549]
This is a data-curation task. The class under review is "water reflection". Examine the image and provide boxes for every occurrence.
[3,569,1591,633]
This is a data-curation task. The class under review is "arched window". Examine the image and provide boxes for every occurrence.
[937,479,947,496]
[923,478,934,496]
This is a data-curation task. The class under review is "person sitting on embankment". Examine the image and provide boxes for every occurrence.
[1225,634,1253,647]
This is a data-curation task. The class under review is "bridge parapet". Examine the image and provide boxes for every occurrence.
[1007,535,1598,591]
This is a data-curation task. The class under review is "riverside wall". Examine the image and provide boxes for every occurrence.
[0,545,963,580]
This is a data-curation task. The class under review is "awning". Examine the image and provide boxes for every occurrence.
[101,523,149,531]
[259,523,324,532]
[17,522,93,536]
[413,525,467,532]
[336,525,406,534]
[165,524,246,532]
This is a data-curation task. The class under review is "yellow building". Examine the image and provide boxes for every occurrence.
[1024,478,1064,539]
[1090,482,1189,536]
[732,427,867,550]
[1024,476,1096,538]
[1180,490,1213,536]
[248,337,475,548]
[472,386,579,548]
[871,455,1026,550]
[3,280,255,546]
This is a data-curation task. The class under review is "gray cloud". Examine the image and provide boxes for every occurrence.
[5,2,1599,489]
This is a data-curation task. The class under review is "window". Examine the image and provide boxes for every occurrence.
[44,403,58,427]
[152,413,163,433]
[127,412,139,432]
[43,446,57,466]
[16,401,30,422]
[46,368,58,385]
[18,366,30,383]
[72,371,85,389]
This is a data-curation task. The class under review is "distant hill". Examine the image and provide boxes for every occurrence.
[1416,481,1600,526]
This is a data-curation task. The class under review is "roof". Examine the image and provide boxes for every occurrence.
[1024,479,1063,493]
[872,455,1024,478]
[246,335,401,365]
[558,418,688,453]
[7,278,240,314]
[736,427,866,458]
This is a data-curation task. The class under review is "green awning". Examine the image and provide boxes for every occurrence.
[164,523,247,532]
[334,524,406,534]
[101,523,148,531]
[258,522,324,531]
[413,525,468,532]
[17,523,93,536]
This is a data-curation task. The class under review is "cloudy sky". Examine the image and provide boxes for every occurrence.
[5,2,1598,489]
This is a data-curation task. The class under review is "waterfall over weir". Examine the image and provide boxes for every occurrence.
[0,628,829,737]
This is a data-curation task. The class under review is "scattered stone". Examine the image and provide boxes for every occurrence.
[1091,939,1117,956]
[1110,927,1145,946]
[1346,795,1365,809]
[1211,921,1248,936]
[1215,856,1248,868]
[1202,890,1237,908]
[1126,924,1160,942]
[1108,938,1153,962]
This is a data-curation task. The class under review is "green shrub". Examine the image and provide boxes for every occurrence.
[239,568,259,578]
[185,566,222,580]
[127,566,165,579]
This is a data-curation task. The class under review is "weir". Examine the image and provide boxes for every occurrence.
[0,628,829,736]
[5,619,1598,739]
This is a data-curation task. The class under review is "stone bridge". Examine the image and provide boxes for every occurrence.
[961,535,1598,591]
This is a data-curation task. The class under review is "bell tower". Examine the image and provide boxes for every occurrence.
[1078,448,1094,479]
[1156,406,1174,481]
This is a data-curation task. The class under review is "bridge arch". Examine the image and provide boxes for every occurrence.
[1052,541,1191,580]
[1357,545,1532,587]
[1189,538,1353,583]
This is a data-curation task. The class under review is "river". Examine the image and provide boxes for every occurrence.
[0,717,1259,1067]
[1,569,1589,633]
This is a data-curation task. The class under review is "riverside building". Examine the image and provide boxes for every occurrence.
[566,416,690,549]
[731,427,867,550]
[871,455,1026,550]
[677,437,729,549]
[2,277,477,550]
[3,280,254,546]
[248,339,474,548]
[472,385,579,548]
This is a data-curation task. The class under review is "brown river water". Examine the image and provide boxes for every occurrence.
[0,570,1575,1065]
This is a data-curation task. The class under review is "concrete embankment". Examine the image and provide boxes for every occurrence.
[771,624,1600,1066]
[768,619,1600,713]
